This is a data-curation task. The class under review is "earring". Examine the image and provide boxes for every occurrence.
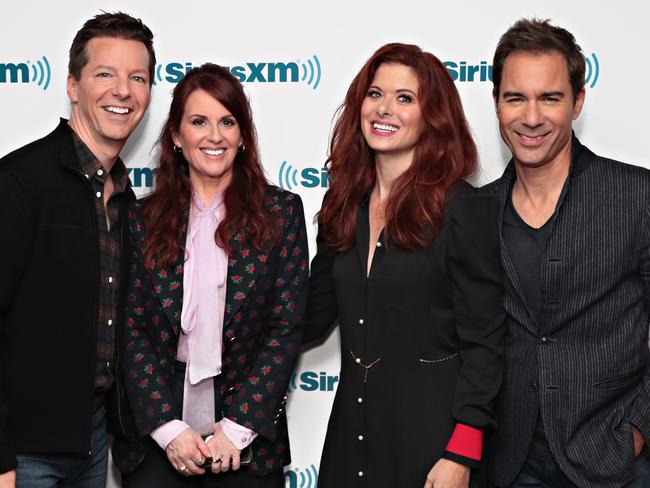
[174,145,182,153]
[238,144,246,153]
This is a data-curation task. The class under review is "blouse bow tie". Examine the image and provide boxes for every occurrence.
[180,194,228,385]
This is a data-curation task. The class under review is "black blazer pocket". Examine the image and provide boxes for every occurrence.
[593,367,645,390]
[418,352,459,365]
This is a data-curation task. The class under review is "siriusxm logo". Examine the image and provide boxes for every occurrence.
[154,55,321,89]
[285,465,318,488]
[443,53,600,88]
[128,166,157,188]
[287,371,339,394]
[444,60,493,82]
[0,56,51,90]
[278,161,328,190]
[584,53,600,88]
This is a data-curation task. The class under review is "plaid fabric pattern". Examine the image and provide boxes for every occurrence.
[71,130,131,394]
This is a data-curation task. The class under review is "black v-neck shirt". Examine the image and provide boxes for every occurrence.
[503,187,558,461]
[503,190,554,321]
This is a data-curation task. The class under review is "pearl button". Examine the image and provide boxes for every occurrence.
[108,276,113,283]
[358,318,364,325]
[357,397,363,403]
[358,471,364,477]
[97,169,104,176]
[376,242,382,247]
[84,174,90,179]
[355,358,361,364]
[358,435,364,441]
[107,319,113,326]
[96,191,101,198]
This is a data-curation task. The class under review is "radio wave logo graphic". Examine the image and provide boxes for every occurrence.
[285,464,319,488]
[154,63,163,85]
[300,55,321,90]
[585,53,599,88]
[287,372,298,394]
[30,56,51,90]
[0,56,51,90]
[279,161,299,190]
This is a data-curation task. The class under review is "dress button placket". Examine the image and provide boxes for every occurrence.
[355,242,374,485]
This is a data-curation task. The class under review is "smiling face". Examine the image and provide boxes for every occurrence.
[173,88,242,192]
[360,63,425,162]
[67,36,151,156]
[495,50,584,170]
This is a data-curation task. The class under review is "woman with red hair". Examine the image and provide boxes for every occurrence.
[303,44,504,487]
[113,64,308,488]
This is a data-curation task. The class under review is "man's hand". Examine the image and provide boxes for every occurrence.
[206,423,242,474]
[633,426,645,457]
[165,428,212,476]
[0,470,16,488]
[424,458,470,488]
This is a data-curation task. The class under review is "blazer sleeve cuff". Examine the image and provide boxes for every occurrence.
[441,450,480,469]
[219,418,258,450]
[628,392,650,449]
[0,444,17,474]
[150,420,190,450]
[443,423,483,466]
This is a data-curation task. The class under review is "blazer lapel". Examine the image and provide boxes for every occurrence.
[495,164,523,295]
[223,232,265,329]
[150,215,188,334]
[495,163,538,333]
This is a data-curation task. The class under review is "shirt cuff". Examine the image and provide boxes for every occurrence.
[443,423,483,468]
[219,418,258,450]
[150,420,191,450]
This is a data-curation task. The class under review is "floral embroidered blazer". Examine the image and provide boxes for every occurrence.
[114,187,308,475]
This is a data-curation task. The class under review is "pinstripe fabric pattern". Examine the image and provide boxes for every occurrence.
[484,138,650,488]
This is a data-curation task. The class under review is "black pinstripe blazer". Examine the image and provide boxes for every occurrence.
[484,137,650,488]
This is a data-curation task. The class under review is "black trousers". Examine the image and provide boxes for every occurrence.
[492,453,650,488]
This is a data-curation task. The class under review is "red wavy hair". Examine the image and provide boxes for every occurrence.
[141,63,279,268]
[319,43,478,252]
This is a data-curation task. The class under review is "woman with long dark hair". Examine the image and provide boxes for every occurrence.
[114,63,308,488]
[303,43,504,487]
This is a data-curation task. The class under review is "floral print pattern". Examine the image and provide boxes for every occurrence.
[117,188,308,475]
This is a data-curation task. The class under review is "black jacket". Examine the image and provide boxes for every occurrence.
[0,119,134,472]
[112,189,308,474]
[303,184,505,487]
[484,137,650,488]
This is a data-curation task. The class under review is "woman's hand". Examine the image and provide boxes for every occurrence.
[206,423,242,474]
[164,428,212,476]
[424,458,470,488]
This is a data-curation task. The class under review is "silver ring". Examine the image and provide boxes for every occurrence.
[179,465,188,472]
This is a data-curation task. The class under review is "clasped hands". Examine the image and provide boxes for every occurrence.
[165,423,242,476]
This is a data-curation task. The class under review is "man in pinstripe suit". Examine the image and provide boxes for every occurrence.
[485,19,650,488]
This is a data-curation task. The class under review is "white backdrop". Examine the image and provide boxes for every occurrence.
[2,1,649,486]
